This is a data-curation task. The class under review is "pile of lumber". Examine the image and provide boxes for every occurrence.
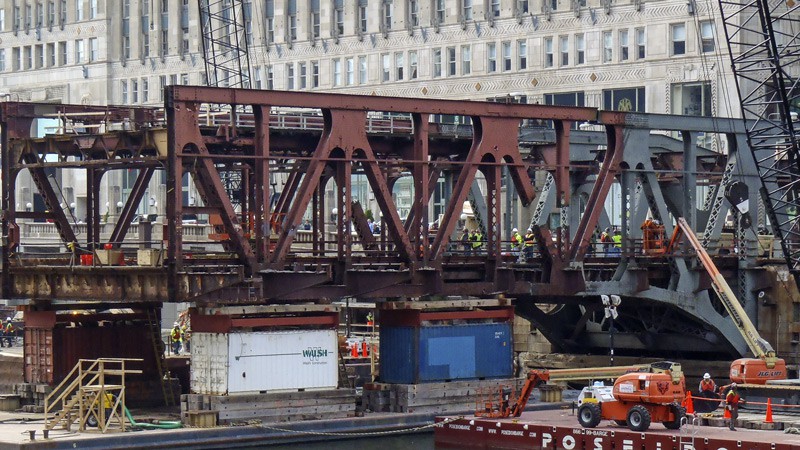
[182,389,357,425]
[365,378,522,414]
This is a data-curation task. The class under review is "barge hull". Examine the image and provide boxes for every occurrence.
[434,414,800,449]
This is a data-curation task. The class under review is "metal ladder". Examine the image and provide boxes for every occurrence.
[146,306,175,406]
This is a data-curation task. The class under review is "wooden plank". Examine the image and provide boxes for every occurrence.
[210,389,355,405]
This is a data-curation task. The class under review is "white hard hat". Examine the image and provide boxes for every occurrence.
[174,322,179,326]
[512,228,518,233]
[5,317,10,322]
[703,373,711,379]
[731,382,737,387]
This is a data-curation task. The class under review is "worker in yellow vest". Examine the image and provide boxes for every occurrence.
[470,230,483,253]
[611,229,622,255]
[2,318,15,348]
[170,322,182,355]
[523,228,536,261]
[510,228,523,258]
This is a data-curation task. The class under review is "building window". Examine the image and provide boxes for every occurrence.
[617,29,628,61]
[395,52,404,80]
[76,0,83,21]
[243,0,252,45]
[358,0,368,33]
[11,47,19,71]
[25,4,31,29]
[409,50,418,79]
[544,91,585,107]
[311,0,320,39]
[0,49,4,71]
[436,0,445,24]
[159,75,167,100]
[576,34,585,65]
[544,37,553,68]
[89,37,97,61]
[383,0,392,30]
[671,82,711,116]
[502,41,511,71]
[491,0,500,16]
[550,0,557,10]
[267,66,274,89]
[287,63,295,89]
[447,46,456,76]
[161,29,168,56]
[518,0,529,13]
[358,56,367,83]
[122,0,130,59]
[58,41,67,65]
[131,79,138,103]
[671,23,686,55]
[121,80,128,103]
[409,0,418,26]
[462,0,472,20]
[36,3,43,27]
[288,0,297,41]
[48,3,55,27]
[603,87,645,112]
[461,45,471,75]
[89,0,96,18]
[24,46,32,69]
[312,61,320,87]
[559,36,568,66]
[518,39,527,70]
[299,61,307,89]
[333,58,342,86]
[0,9,5,31]
[181,73,189,84]
[432,48,441,78]
[487,43,496,73]
[265,0,274,42]
[603,31,612,63]
[35,44,43,68]
[636,27,645,59]
[142,77,149,102]
[346,57,355,85]
[47,42,55,66]
[75,39,84,62]
[701,21,715,53]
[334,0,344,35]
[382,53,390,81]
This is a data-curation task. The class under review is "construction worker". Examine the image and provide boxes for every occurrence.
[600,227,612,255]
[699,373,716,394]
[181,323,191,353]
[523,228,536,261]
[725,383,745,431]
[460,228,471,254]
[611,229,622,255]
[470,229,483,253]
[510,228,523,257]
[3,318,15,348]
[170,322,182,355]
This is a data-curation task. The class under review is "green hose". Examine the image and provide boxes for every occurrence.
[123,405,183,429]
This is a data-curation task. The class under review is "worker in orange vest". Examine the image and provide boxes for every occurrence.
[698,373,716,394]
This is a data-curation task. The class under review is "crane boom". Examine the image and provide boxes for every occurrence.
[198,0,252,89]
[669,218,777,364]
[716,0,800,289]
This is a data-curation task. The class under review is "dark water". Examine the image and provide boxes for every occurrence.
[264,432,434,449]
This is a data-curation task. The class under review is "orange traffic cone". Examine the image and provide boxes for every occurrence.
[765,398,774,423]
[685,391,695,415]
[361,341,368,357]
[351,342,358,358]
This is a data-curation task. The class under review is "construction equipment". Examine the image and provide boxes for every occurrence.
[659,218,786,384]
[577,361,685,432]
[474,362,679,419]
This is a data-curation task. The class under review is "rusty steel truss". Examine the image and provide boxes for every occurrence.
[1,87,794,360]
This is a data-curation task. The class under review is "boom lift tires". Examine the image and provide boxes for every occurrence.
[663,404,686,430]
[578,403,602,428]
[626,405,651,432]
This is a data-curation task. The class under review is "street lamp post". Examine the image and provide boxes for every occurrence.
[601,294,621,366]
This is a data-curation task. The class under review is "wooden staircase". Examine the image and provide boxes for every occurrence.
[44,358,142,433]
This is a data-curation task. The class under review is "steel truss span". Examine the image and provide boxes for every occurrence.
[0,88,793,359]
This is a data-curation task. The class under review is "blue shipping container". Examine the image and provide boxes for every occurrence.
[380,322,513,384]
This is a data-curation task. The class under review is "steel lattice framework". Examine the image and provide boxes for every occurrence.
[198,0,252,89]
[717,0,800,278]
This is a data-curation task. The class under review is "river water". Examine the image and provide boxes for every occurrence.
[265,432,435,449]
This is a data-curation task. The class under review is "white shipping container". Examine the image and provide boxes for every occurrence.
[191,330,338,395]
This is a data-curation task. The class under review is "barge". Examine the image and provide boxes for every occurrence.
[435,409,800,449]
